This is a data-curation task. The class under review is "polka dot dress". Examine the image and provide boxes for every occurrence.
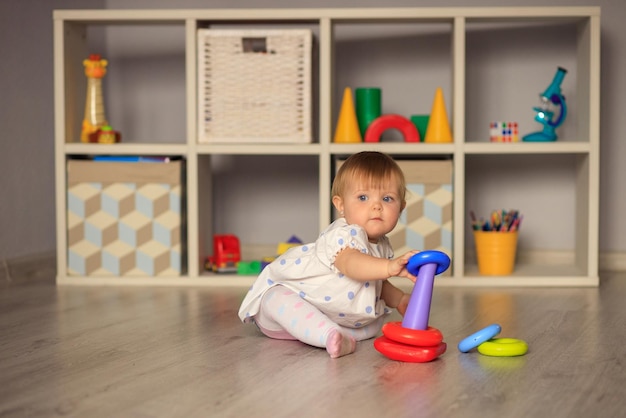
[238,218,394,328]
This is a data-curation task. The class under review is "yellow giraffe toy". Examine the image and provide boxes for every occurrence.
[81,54,110,143]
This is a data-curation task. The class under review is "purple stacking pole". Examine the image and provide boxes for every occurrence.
[401,262,437,330]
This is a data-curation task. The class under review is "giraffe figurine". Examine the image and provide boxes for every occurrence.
[81,54,109,143]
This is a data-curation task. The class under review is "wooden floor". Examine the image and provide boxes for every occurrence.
[1,265,625,417]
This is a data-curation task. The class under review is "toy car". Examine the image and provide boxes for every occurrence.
[205,234,241,273]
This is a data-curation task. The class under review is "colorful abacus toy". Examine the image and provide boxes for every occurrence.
[489,121,519,142]
[374,250,450,363]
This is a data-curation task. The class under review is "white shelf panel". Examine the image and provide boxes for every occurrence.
[57,273,598,288]
[53,7,599,23]
[464,261,585,277]
[463,141,591,154]
[330,143,455,155]
[196,143,322,155]
[435,276,598,287]
[64,143,188,156]
[56,275,252,287]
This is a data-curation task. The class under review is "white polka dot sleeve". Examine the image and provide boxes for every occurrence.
[316,221,370,275]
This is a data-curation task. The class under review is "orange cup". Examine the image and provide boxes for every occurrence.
[473,231,518,275]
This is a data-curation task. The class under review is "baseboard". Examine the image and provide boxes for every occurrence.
[599,252,626,272]
[0,251,56,285]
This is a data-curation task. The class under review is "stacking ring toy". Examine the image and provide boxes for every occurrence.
[382,322,443,347]
[477,338,528,357]
[403,251,450,330]
[458,323,502,353]
[374,336,447,363]
[374,250,451,363]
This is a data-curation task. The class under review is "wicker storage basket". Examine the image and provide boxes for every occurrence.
[197,29,312,143]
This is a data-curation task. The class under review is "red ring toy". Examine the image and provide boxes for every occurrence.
[364,114,420,143]
[374,251,450,362]
[382,322,443,347]
[374,337,447,363]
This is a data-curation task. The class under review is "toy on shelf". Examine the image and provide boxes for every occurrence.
[258,235,304,271]
[490,121,519,142]
[355,87,382,137]
[410,115,429,142]
[276,235,302,255]
[237,261,262,275]
[333,85,452,144]
[205,234,241,273]
[364,114,420,143]
[424,87,453,143]
[374,250,450,362]
[522,67,568,142]
[88,125,121,144]
[333,87,362,143]
[81,54,120,143]
[260,257,275,271]
[233,235,304,275]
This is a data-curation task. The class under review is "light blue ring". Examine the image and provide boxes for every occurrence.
[458,323,502,353]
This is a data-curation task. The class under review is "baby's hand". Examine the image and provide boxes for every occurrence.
[387,250,420,281]
[396,293,411,316]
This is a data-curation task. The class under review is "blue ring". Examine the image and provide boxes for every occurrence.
[458,323,502,353]
[406,250,451,276]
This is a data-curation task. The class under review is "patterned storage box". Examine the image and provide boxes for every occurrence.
[197,29,312,143]
[388,160,453,272]
[66,159,184,276]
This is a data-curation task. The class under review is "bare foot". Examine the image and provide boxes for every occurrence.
[326,329,356,358]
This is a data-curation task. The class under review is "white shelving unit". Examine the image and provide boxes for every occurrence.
[54,7,600,287]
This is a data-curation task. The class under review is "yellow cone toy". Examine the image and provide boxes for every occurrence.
[424,87,453,143]
[333,87,362,143]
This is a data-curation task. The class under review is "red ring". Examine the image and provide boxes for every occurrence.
[382,322,443,347]
[374,336,447,363]
[364,114,420,143]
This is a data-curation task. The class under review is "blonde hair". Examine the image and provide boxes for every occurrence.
[332,151,406,202]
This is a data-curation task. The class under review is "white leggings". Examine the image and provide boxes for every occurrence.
[254,285,384,348]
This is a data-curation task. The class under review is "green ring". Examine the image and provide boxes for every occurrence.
[477,338,528,357]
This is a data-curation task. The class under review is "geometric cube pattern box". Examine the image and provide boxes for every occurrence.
[387,160,453,274]
[66,160,184,277]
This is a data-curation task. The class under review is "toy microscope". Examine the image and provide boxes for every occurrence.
[522,67,568,142]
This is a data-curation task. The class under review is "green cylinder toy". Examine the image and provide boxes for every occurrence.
[356,87,382,137]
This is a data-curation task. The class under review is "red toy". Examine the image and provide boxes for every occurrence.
[374,250,450,362]
[88,125,121,143]
[380,322,443,347]
[374,336,447,362]
[205,235,241,273]
[364,114,420,143]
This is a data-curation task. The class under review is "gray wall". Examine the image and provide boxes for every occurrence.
[1,0,624,261]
